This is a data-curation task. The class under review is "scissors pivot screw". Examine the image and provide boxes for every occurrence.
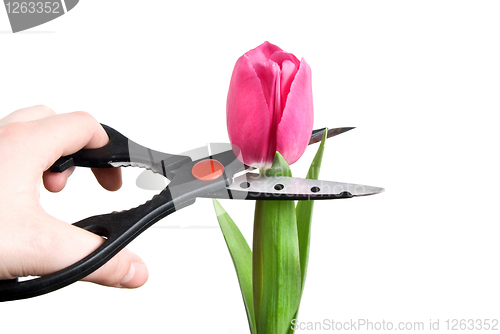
[191,159,225,181]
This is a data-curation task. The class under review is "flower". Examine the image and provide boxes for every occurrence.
[226,41,314,169]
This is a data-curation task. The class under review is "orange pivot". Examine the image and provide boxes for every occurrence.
[191,159,224,181]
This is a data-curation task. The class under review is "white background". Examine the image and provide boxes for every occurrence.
[1,1,499,333]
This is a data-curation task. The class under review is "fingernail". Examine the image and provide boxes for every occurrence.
[119,260,148,288]
[120,263,136,284]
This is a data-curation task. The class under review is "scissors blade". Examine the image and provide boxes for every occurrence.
[309,127,355,145]
[201,173,384,200]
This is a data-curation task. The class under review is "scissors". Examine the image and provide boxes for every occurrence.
[0,125,383,302]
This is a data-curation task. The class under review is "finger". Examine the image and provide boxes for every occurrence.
[43,167,75,192]
[26,111,109,172]
[0,105,56,127]
[82,248,149,288]
[91,168,122,191]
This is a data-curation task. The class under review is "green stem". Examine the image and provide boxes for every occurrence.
[253,152,302,334]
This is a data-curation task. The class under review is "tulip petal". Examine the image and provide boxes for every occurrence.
[250,41,283,59]
[269,50,300,68]
[245,42,282,113]
[276,59,314,165]
[247,50,280,116]
[279,59,299,112]
[227,54,272,168]
[269,51,300,109]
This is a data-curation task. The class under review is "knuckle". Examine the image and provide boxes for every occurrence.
[72,111,95,122]
[34,104,56,116]
[71,111,101,130]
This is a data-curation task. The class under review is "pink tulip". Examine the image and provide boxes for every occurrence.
[227,41,314,169]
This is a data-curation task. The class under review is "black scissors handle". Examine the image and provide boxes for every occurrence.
[50,124,191,177]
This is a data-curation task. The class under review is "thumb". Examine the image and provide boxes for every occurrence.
[4,211,149,289]
[50,216,149,288]
[83,248,149,288]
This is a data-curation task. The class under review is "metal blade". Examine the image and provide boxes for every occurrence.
[201,173,384,201]
[309,127,355,145]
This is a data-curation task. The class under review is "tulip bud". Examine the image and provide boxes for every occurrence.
[227,41,314,169]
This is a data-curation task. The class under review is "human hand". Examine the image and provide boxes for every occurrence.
[0,105,148,288]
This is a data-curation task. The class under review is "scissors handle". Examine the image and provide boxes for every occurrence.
[0,186,197,302]
[50,124,191,177]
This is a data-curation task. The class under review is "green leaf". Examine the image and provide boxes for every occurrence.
[289,128,328,334]
[296,128,328,291]
[253,152,302,334]
[213,199,257,334]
